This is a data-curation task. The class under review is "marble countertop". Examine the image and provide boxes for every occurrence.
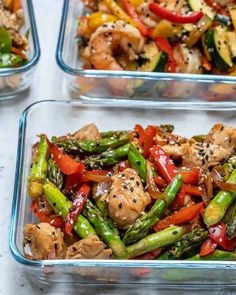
[0,0,235,294]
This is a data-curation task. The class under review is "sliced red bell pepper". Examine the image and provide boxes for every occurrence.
[135,125,156,158]
[48,141,85,175]
[64,172,82,194]
[149,2,204,24]
[204,0,225,15]
[154,175,167,188]
[120,0,150,36]
[154,202,204,231]
[154,36,176,72]
[65,184,91,235]
[31,200,64,228]
[134,249,162,260]
[178,167,200,185]
[171,183,187,209]
[209,221,234,251]
[200,238,217,256]
[119,160,130,172]
[185,184,203,197]
[149,145,178,183]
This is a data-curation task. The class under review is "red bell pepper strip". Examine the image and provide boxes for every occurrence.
[120,0,150,37]
[154,202,204,231]
[185,184,203,197]
[178,167,200,185]
[64,172,82,194]
[154,175,167,188]
[31,200,64,228]
[209,221,234,251]
[134,248,162,260]
[48,142,85,175]
[135,125,156,158]
[119,160,130,172]
[149,145,178,183]
[200,238,217,256]
[154,37,176,73]
[171,183,187,209]
[65,184,91,235]
[204,0,226,15]
[149,2,204,24]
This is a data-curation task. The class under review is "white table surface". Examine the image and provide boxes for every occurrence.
[0,0,236,294]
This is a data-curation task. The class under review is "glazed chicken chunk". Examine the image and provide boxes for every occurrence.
[66,236,112,259]
[105,168,151,228]
[68,123,101,141]
[23,223,67,260]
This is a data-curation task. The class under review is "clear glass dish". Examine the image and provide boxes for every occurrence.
[0,0,40,100]
[9,99,236,286]
[56,0,236,102]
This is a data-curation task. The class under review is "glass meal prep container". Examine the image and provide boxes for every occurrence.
[56,0,236,102]
[0,0,40,100]
[9,99,236,286]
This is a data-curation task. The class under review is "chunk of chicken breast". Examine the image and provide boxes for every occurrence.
[66,236,112,259]
[23,223,66,260]
[69,123,101,141]
[105,168,151,228]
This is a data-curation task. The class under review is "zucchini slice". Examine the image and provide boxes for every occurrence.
[188,0,215,20]
[226,32,236,63]
[140,41,159,59]
[230,6,236,31]
[205,27,233,70]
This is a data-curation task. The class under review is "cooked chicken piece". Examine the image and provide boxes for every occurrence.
[205,123,236,154]
[38,195,54,216]
[105,168,151,228]
[66,236,112,259]
[163,142,231,167]
[154,126,187,147]
[23,223,67,260]
[65,123,101,141]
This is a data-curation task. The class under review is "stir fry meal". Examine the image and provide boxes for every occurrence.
[23,122,236,261]
[78,0,236,76]
[0,0,28,68]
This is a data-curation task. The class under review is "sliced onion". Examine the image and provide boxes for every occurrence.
[146,160,161,199]
[83,171,112,183]
[212,168,236,192]
[48,246,56,260]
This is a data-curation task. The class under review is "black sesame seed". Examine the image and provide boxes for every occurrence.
[119,203,122,209]
[130,187,134,192]
[172,230,178,235]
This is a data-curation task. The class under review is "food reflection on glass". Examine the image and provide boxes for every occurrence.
[0,0,28,68]
[23,122,236,261]
[78,0,236,76]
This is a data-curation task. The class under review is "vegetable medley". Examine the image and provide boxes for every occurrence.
[0,0,28,68]
[23,122,236,261]
[78,0,236,75]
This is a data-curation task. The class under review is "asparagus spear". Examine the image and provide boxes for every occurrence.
[83,143,130,169]
[127,226,184,258]
[43,181,97,239]
[187,250,236,261]
[83,199,128,259]
[204,169,236,226]
[157,228,207,259]
[47,158,63,190]
[224,199,236,238]
[28,136,48,198]
[100,130,132,138]
[128,143,146,181]
[53,133,130,154]
[160,124,174,133]
[123,174,182,245]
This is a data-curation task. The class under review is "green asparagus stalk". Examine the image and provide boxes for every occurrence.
[28,136,48,198]
[187,250,236,261]
[100,130,132,138]
[43,181,97,239]
[47,158,63,190]
[127,226,184,258]
[224,199,236,238]
[160,124,174,133]
[83,143,130,169]
[83,199,128,259]
[53,133,130,154]
[123,174,182,245]
[157,228,207,259]
[96,199,119,236]
[128,143,146,181]
[204,169,236,226]
[161,174,183,206]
